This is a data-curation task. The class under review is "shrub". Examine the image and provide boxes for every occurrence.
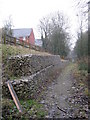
[78,58,88,71]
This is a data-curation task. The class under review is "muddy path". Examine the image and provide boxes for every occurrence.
[40,63,89,119]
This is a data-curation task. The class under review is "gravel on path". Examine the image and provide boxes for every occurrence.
[40,63,89,119]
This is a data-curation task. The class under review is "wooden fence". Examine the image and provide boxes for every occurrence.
[2,34,44,52]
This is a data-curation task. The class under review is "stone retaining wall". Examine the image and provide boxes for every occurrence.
[3,54,68,99]
[6,54,61,77]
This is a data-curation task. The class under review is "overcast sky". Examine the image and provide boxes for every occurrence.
[0,0,80,48]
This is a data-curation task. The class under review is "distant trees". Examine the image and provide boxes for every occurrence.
[2,16,13,44]
[39,12,70,58]
[74,31,88,58]
[73,0,88,58]
[73,0,88,29]
[2,16,13,43]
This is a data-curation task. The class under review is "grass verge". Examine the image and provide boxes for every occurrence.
[1,44,50,62]
[73,62,88,97]
[1,44,50,80]
[2,98,47,120]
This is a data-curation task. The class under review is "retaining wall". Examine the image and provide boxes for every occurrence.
[6,54,61,77]
[2,54,68,99]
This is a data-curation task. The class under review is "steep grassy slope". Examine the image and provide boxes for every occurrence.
[1,44,50,61]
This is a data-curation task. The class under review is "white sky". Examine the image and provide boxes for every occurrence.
[0,0,80,49]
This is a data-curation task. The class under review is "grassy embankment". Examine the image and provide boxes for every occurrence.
[73,57,89,97]
[1,44,50,61]
[1,44,51,79]
[2,98,47,119]
[1,44,49,119]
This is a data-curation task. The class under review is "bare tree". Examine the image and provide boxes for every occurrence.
[73,0,88,58]
[2,16,13,43]
[73,0,88,31]
[39,12,70,57]
[2,16,13,37]
[73,0,89,59]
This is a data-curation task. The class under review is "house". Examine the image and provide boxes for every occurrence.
[12,28,35,45]
[35,39,42,47]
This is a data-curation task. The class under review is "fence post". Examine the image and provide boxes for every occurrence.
[1,35,2,44]
[22,40,24,47]
[14,38,16,46]
[7,81,23,113]
[29,43,30,49]
[4,34,6,44]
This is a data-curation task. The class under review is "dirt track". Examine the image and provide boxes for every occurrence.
[40,63,89,118]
